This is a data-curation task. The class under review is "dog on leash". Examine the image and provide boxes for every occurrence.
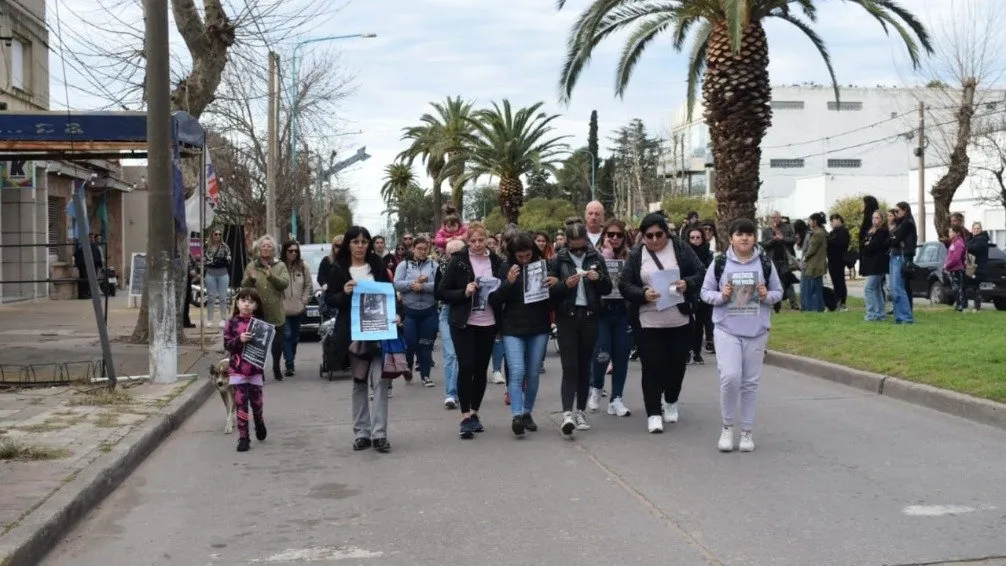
[209,358,236,434]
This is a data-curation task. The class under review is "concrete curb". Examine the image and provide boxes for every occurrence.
[765,350,1006,431]
[0,375,215,566]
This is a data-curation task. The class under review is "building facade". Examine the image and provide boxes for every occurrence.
[662,84,1006,219]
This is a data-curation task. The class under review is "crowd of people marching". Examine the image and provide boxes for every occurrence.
[223,196,990,454]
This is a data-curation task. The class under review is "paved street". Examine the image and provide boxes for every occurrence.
[41,341,1006,566]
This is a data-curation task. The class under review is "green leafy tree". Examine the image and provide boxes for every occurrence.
[380,162,416,207]
[596,157,616,215]
[660,194,717,226]
[829,195,889,251]
[388,184,435,237]
[399,124,446,230]
[609,119,664,214]
[588,110,600,197]
[557,0,932,248]
[525,168,561,200]
[555,149,594,209]
[326,202,354,240]
[483,198,577,235]
[466,184,500,220]
[440,100,569,226]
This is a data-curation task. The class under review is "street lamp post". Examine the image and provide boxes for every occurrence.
[288,33,376,238]
[575,149,597,201]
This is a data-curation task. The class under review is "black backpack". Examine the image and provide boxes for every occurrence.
[713,253,773,286]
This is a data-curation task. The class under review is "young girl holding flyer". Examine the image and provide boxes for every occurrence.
[699,218,783,453]
[223,288,268,453]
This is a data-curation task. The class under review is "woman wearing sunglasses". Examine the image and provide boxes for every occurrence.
[203,228,233,327]
[619,213,707,434]
[587,218,633,417]
[280,240,313,377]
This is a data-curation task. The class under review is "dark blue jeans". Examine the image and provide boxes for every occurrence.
[800,275,824,312]
[590,309,630,400]
[403,306,439,378]
[282,315,302,370]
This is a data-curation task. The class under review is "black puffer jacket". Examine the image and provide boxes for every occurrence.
[491,261,552,336]
[890,217,918,259]
[859,227,890,276]
[968,230,991,277]
[437,248,507,329]
[618,236,707,328]
[547,246,613,317]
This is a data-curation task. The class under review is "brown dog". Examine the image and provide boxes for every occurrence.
[209,358,236,434]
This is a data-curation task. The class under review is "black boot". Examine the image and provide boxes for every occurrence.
[273,365,283,381]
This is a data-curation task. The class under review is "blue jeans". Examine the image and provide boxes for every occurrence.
[502,334,548,416]
[204,271,230,322]
[403,306,438,378]
[282,315,302,370]
[590,309,631,400]
[492,335,505,373]
[864,275,886,321]
[800,275,824,312]
[950,270,967,310]
[438,306,458,399]
[889,255,914,323]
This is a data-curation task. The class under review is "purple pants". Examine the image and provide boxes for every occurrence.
[233,383,264,439]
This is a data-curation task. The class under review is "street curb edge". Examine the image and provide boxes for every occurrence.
[0,375,215,566]
[765,350,1006,431]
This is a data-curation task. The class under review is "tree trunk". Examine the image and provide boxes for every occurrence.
[703,21,772,251]
[499,176,524,225]
[131,0,237,344]
[931,78,977,239]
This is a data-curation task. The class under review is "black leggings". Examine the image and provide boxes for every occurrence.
[828,261,847,306]
[638,325,691,416]
[691,303,713,353]
[556,312,598,412]
[451,324,496,414]
[270,324,284,373]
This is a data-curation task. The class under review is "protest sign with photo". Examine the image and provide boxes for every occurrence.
[472,275,500,312]
[242,318,276,369]
[351,280,398,340]
[726,271,759,316]
[523,260,548,304]
[604,259,624,299]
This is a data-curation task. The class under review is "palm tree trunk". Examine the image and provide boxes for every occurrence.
[703,20,772,251]
[499,177,524,225]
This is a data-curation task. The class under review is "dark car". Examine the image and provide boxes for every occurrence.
[904,241,1006,310]
[299,243,330,337]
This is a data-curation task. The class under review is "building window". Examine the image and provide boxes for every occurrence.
[769,158,805,168]
[827,101,863,111]
[10,38,27,91]
[827,158,862,168]
[771,100,805,110]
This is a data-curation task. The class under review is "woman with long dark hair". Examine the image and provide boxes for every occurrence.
[587,218,633,417]
[888,202,918,323]
[438,222,507,439]
[280,240,313,376]
[686,226,714,364]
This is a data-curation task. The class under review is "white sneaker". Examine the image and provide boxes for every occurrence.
[739,430,755,452]
[718,427,735,452]
[607,397,631,417]
[647,415,663,433]
[444,397,457,410]
[219,320,226,328]
[574,410,591,430]
[587,387,602,411]
[662,402,679,423]
[492,371,505,384]
[561,411,575,435]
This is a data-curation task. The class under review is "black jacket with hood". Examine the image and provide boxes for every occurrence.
[490,258,552,336]
[437,247,507,329]
[547,245,613,317]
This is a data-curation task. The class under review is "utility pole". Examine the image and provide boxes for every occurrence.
[266,51,280,239]
[145,0,177,383]
[917,101,927,242]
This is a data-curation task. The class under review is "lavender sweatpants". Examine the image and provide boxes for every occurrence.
[713,328,769,430]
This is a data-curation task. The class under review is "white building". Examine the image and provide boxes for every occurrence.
[662,84,1006,218]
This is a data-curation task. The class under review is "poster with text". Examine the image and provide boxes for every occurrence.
[241,318,276,369]
[472,275,501,312]
[650,268,683,311]
[605,259,625,299]
[351,280,398,341]
[523,260,549,304]
[727,271,759,316]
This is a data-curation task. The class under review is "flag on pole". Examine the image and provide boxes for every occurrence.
[205,145,220,207]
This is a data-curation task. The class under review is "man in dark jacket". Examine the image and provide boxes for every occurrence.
[760,211,798,310]
[827,214,851,310]
[967,222,991,311]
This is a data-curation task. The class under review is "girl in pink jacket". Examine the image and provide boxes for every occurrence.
[434,206,467,251]
[944,224,968,312]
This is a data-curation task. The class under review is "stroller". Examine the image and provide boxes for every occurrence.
[318,303,350,381]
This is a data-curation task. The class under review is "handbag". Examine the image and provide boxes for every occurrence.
[380,337,410,379]
[645,247,694,315]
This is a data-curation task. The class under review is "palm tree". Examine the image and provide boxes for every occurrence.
[440,100,569,226]
[381,162,416,207]
[426,96,476,211]
[556,0,932,237]
[399,123,447,230]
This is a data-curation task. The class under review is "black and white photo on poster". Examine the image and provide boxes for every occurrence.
[523,260,548,303]
[605,259,624,299]
[472,275,500,312]
[241,318,276,369]
[726,270,759,316]
[359,292,389,333]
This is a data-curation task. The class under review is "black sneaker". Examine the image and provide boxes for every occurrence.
[284,367,294,377]
[421,376,434,387]
[373,438,391,453]
[254,419,267,441]
[511,415,525,436]
[353,437,372,451]
[522,413,538,432]
[629,347,639,360]
[459,417,474,440]
[273,367,283,381]
[237,437,250,452]
[693,354,705,365]
[705,340,715,354]
[470,414,484,433]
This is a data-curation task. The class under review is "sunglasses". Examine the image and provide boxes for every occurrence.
[643,231,665,240]
[568,246,588,254]
[287,248,299,253]
[605,232,624,238]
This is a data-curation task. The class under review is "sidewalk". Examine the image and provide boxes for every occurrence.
[0,296,222,565]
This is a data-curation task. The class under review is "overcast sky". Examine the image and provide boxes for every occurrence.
[47,0,989,235]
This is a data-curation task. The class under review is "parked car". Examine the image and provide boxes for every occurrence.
[299,243,330,337]
[904,241,1006,310]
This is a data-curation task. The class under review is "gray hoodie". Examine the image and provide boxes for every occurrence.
[394,257,438,311]
[699,247,784,338]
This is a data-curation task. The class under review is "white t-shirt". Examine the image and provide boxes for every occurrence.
[588,230,603,249]
[349,264,374,282]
